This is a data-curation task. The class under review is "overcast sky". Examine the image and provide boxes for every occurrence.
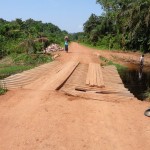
[0,0,103,33]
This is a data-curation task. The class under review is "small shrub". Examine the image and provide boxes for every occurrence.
[0,88,7,95]
[97,36,110,49]
[143,87,150,101]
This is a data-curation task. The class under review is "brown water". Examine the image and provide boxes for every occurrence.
[118,65,150,100]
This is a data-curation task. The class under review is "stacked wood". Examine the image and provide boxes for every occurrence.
[61,64,136,102]
[45,44,64,53]
[86,63,105,87]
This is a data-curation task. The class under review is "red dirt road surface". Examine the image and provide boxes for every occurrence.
[0,42,150,150]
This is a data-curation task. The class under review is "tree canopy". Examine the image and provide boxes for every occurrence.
[0,18,68,58]
[82,0,150,52]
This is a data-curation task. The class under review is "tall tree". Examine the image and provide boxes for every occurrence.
[117,0,150,51]
[92,0,150,52]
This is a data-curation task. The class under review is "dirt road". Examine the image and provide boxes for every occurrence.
[0,42,150,150]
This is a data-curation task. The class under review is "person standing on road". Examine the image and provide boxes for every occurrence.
[64,36,69,53]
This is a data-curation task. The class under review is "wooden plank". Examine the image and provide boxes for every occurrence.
[96,64,100,87]
[74,85,133,97]
[85,64,90,85]
[75,87,118,94]
[91,63,95,86]
[48,61,79,90]
[94,64,97,86]
[86,63,105,87]
[98,64,105,87]
[89,63,94,86]
[75,87,134,97]
[75,86,129,93]
[63,89,134,102]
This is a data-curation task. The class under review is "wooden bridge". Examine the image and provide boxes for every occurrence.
[0,61,136,102]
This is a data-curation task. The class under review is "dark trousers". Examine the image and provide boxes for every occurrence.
[65,45,68,52]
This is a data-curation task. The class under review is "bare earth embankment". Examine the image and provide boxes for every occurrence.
[0,42,150,150]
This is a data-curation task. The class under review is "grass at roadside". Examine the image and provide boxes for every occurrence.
[0,53,53,79]
[80,42,106,50]
[0,88,7,95]
[80,42,119,51]
[100,56,127,71]
[0,65,33,79]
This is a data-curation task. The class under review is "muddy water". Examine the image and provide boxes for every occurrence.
[118,64,150,100]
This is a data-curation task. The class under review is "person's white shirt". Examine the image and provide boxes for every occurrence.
[140,55,144,64]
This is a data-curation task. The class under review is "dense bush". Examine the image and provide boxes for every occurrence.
[0,18,68,58]
[0,88,7,95]
[74,0,150,53]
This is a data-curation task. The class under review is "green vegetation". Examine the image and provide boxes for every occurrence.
[0,54,53,79]
[73,0,150,53]
[0,18,67,94]
[80,42,115,51]
[0,65,32,79]
[144,87,150,101]
[12,53,52,65]
[0,18,68,58]
[0,18,69,80]
[0,88,7,95]
[100,56,127,71]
